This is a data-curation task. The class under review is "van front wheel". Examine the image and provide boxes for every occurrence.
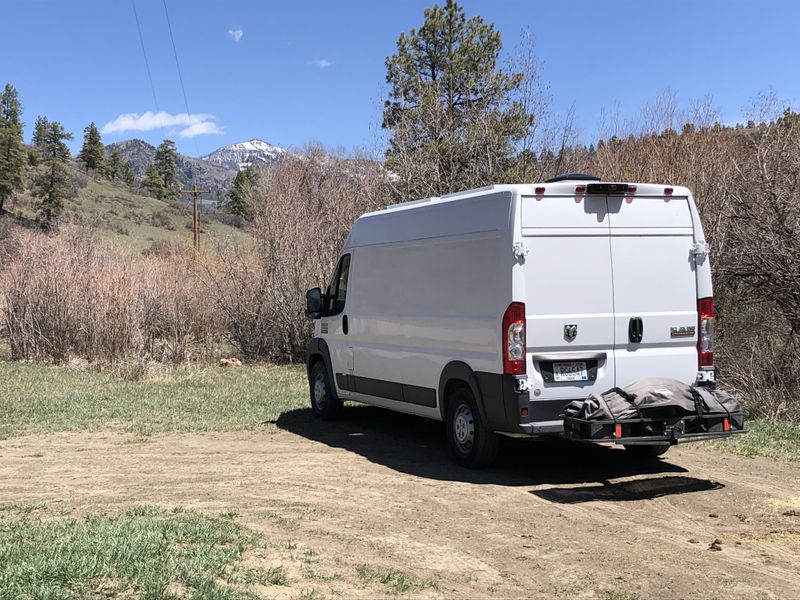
[309,361,342,420]
[446,388,498,468]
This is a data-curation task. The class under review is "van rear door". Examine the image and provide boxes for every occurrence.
[607,193,698,387]
[520,193,616,419]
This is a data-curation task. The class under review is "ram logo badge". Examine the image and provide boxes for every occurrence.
[670,325,695,338]
[564,324,578,342]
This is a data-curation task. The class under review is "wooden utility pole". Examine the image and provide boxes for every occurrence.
[181,187,208,252]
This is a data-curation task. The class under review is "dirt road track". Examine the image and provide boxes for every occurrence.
[2,406,799,599]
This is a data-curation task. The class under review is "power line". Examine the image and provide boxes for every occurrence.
[131,0,160,115]
[161,0,200,156]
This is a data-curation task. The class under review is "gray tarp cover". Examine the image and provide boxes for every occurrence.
[562,378,741,421]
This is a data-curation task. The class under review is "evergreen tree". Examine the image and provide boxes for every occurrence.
[105,146,123,180]
[77,122,105,174]
[32,116,49,147]
[383,1,532,197]
[120,162,136,187]
[224,167,256,221]
[142,163,165,198]
[143,139,180,200]
[33,118,73,227]
[0,83,25,213]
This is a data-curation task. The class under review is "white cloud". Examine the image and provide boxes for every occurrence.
[309,58,332,68]
[101,111,223,137]
[177,121,224,138]
[228,27,243,42]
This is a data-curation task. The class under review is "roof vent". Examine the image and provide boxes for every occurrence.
[545,173,601,183]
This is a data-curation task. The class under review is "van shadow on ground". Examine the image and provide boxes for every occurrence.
[275,406,725,502]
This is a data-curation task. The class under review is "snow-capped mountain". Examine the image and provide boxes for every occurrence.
[201,139,286,171]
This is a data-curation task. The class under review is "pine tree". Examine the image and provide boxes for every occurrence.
[142,163,165,198]
[224,167,256,221]
[77,122,105,174]
[120,162,136,187]
[32,116,49,147]
[383,1,532,198]
[143,139,180,200]
[33,118,73,227]
[105,146,123,180]
[0,83,25,213]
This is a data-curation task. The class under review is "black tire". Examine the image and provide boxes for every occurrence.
[309,361,342,421]
[445,387,499,468]
[624,443,671,458]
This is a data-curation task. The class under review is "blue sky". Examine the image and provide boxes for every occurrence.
[2,0,799,157]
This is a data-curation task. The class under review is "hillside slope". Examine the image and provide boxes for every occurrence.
[2,167,247,254]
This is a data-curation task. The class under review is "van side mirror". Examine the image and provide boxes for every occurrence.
[305,287,323,319]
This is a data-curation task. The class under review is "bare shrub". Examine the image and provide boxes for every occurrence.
[0,227,221,364]
[203,146,390,362]
[137,250,219,363]
[2,228,137,362]
[150,210,176,230]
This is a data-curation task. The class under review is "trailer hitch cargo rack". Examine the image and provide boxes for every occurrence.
[563,411,746,445]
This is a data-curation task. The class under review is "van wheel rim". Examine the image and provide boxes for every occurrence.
[313,373,326,409]
[453,404,475,452]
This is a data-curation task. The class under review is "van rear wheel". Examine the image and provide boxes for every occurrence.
[309,361,342,420]
[624,443,671,458]
[446,388,498,468]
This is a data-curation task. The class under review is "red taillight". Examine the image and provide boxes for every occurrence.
[698,297,715,368]
[575,185,586,194]
[535,186,545,195]
[503,302,526,375]
[664,187,674,196]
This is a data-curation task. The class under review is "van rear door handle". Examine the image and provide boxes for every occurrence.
[628,317,643,343]
[342,315,348,335]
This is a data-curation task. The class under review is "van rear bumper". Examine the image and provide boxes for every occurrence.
[519,420,564,434]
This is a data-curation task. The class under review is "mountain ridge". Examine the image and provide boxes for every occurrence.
[107,138,286,192]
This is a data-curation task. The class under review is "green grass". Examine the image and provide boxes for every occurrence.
[0,362,307,439]
[709,419,800,462]
[355,564,438,595]
[1,360,797,463]
[0,504,277,599]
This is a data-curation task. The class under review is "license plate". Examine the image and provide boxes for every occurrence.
[553,361,588,382]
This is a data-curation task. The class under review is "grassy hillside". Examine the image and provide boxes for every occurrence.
[4,167,247,254]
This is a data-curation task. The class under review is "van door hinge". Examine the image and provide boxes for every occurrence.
[690,241,709,258]
[513,242,529,260]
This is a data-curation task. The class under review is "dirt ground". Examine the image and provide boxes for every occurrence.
[2,406,799,599]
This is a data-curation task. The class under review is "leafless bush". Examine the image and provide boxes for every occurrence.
[0,226,221,364]
[2,229,136,362]
[202,146,390,362]
[150,210,175,230]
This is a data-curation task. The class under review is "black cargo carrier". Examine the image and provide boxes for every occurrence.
[563,411,746,445]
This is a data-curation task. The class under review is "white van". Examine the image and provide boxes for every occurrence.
[305,175,716,467]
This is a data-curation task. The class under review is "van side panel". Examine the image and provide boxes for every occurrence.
[346,191,514,419]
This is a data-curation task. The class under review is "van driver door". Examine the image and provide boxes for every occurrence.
[321,253,354,398]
